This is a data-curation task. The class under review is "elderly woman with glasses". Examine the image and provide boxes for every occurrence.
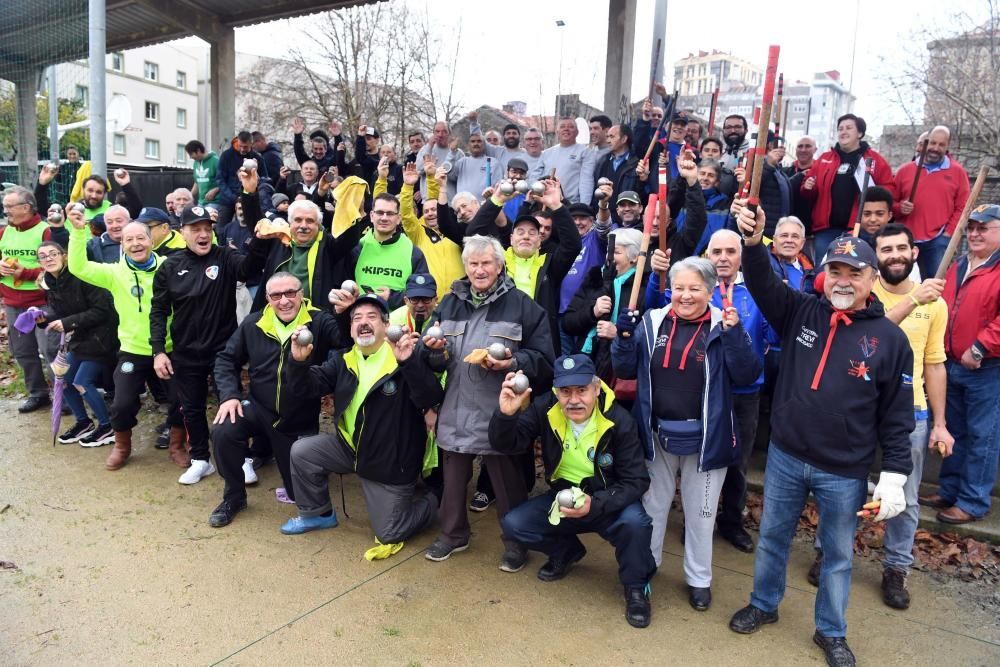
[35,240,118,446]
[611,256,760,612]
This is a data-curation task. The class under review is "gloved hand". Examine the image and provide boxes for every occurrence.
[872,472,907,521]
[616,310,640,339]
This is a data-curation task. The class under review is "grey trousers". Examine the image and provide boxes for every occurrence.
[4,304,57,398]
[643,451,727,587]
[290,432,437,544]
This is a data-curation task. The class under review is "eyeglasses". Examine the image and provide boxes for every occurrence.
[36,252,63,261]
[266,288,302,301]
[371,209,398,217]
[2,202,28,212]
[967,224,999,234]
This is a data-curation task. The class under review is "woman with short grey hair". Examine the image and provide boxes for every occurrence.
[611,253,761,612]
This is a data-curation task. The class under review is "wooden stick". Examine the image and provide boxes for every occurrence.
[933,165,992,280]
[907,139,928,204]
[707,87,720,136]
[657,166,668,294]
[745,46,780,224]
[850,157,875,237]
[643,91,677,164]
[628,193,659,310]
[773,73,784,140]
[649,39,662,101]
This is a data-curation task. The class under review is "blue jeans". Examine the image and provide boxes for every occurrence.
[883,419,927,571]
[750,444,866,638]
[813,229,848,262]
[62,353,111,426]
[501,491,657,587]
[558,315,575,356]
[914,233,950,280]
[939,362,1000,517]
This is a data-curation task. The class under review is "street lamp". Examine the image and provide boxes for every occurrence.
[555,20,566,117]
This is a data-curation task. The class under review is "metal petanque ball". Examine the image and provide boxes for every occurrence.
[72,203,85,214]
[296,329,313,346]
[594,188,608,200]
[498,181,515,196]
[425,325,444,341]
[487,342,507,360]
[530,181,546,196]
[341,279,358,295]
[115,168,126,179]
[386,325,404,343]
[242,158,257,171]
[514,180,529,194]
[556,489,575,508]
[511,374,530,394]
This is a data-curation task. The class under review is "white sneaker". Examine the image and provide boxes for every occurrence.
[178,459,216,485]
[243,458,258,485]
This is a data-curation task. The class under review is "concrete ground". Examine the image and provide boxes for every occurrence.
[2,400,998,666]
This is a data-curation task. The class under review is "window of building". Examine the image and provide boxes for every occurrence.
[176,108,187,128]
[176,144,187,164]
[144,61,159,81]
[145,139,160,160]
[111,52,124,72]
[145,101,159,122]
[113,134,126,155]
[74,84,89,109]
[176,71,187,89]
[793,103,807,113]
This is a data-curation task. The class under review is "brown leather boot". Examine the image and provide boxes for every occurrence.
[167,426,191,468]
[106,431,132,470]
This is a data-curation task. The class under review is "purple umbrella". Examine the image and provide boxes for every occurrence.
[50,334,71,447]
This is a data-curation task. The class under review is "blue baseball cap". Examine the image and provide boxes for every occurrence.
[969,204,999,224]
[136,207,171,225]
[553,354,597,388]
[405,273,437,298]
[350,292,389,316]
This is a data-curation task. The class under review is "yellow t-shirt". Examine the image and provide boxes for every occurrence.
[873,281,947,413]
[553,416,598,485]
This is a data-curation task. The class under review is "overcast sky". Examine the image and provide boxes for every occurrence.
[232,0,990,138]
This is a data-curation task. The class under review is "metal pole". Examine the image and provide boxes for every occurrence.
[89,0,107,176]
[47,67,59,162]
[805,97,812,135]
[651,0,667,88]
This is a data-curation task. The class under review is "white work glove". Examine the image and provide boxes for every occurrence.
[872,472,907,521]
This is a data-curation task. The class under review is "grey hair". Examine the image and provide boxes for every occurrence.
[698,158,722,179]
[929,125,951,141]
[104,204,131,221]
[266,271,301,290]
[172,187,193,199]
[122,221,152,239]
[775,216,806,236]
[462,234,505,267]
[707,229,743,256]
[613,228,643,262]
[3,186,37,212]
[451,191,477,209]
[287,199,321,222]
[669,256,717,293]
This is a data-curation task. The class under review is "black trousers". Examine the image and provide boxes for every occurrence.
[212,401,300,505]
[171,359,214,461]
[718,391,760,534]
[110,352,183,432]
[439,451,526,551]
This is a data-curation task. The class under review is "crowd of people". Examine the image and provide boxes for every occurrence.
[2,87,998,666]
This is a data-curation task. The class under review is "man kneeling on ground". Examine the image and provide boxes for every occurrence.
[279,293,442,557]
[491,354,657,628]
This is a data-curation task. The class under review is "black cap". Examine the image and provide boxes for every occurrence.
[512,214,540,229]
[507,157,529,173]
[567,203,594,218]
[553,354,597,388]
[350,293,389,316]
[670,110,688,124]
[309,129,330,142]
[178,204,213,226]
[820,235,878,270]
[405,273,437,298]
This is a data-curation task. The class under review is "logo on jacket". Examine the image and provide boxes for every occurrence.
[205,265,219,280]
[381,380,397,396]
[902,373,913,386]
[120,361,134,374]
[857,335,879,359]
[587,447,596,461]
[177,270,189,276]
[848,360,871,381]
[597,452,613,468]
[130,285,144,298]
[795,326,817,349]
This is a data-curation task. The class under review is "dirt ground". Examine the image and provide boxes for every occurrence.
[2,399,999,666]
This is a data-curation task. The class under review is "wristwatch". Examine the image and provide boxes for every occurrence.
[970,345,985,362]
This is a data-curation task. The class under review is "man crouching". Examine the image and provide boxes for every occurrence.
[491,354,657,628]
[280,293,442,557]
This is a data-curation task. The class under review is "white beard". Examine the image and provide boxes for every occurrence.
[355,333,376,347]
[830,292,855,310]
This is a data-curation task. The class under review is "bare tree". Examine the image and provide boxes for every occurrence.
[881,1,1000,170]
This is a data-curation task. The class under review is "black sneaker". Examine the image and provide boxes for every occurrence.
[469,491,494,512]
[499,545,528,573]
[729,604,779,634]
[881,567,910,610]
[721,527,755,553]
[154,423,170,449]
[80,423,115,448]
[537,545,587,582]
[58,419,95,444]
[624,585,651,628]
[807,551,822,587]
[424,539,469,562]
[209,499,247,528]
[813,632,856,667]
[18,396,50,413]
[688,585,712,611]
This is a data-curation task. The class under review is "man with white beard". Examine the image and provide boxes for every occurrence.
[728,203,915,667]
